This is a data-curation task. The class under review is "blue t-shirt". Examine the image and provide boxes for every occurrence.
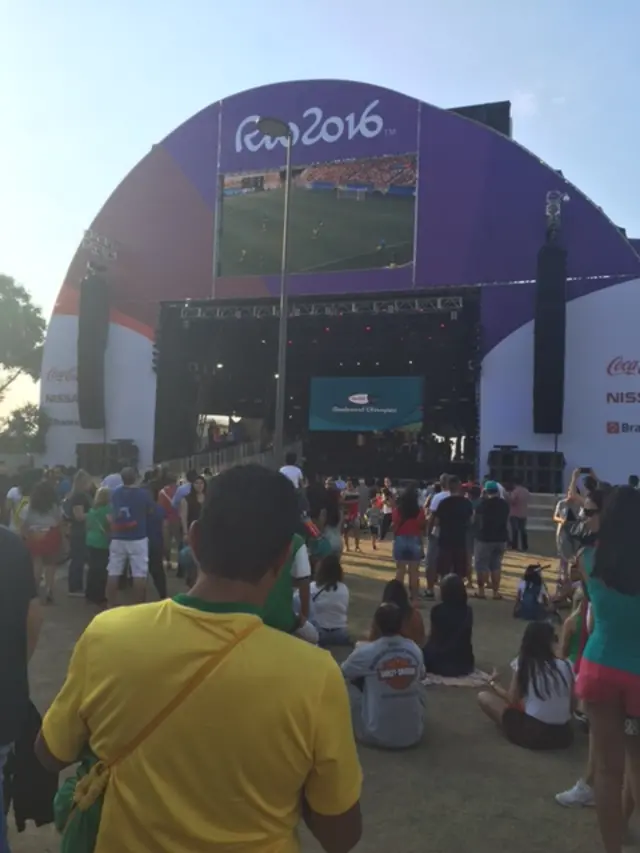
[583,546,640,676]
[110,486,153,541]
[171,482,192,510]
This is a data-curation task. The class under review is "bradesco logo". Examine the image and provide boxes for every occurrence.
[348,394,372,405]
[235,101,385,153]
[606,421,640,434]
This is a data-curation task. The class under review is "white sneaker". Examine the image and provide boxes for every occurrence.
[555,779,595,808]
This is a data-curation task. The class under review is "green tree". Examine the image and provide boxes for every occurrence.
[0,274,46,400]
[0,403,50,454]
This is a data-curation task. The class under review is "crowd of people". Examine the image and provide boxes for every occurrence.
[1,454,639,853]
[301,154,417,191]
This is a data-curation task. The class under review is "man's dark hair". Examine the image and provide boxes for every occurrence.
[584,475,598,494]
[285,452,297,466]
[448,475,461,492]
[593,486,640,595]
[197,464,298,584]
[121,467,137,486]
[629,474,639,488]
[186,469,198,484]
[373,602,403,637]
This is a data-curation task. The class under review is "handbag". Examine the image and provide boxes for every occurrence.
[54,620,260,853]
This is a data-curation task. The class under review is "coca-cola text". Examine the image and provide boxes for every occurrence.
[46,367,78,383]
[606,357,640,377]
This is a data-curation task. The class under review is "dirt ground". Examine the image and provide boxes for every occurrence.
[10,543,609,853]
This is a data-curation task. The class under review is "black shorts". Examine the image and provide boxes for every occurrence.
[502,708,573,751]
[369,525,380,536]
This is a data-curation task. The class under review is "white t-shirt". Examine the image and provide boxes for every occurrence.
[101,473,124,492]
[310,581,349,629]
[428,491,450,512]
[6,486,22,531]
[511,657,573,724]
[279,465,304,489]
[291,544,311,580]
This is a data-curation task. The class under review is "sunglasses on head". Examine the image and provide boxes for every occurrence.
[583,508,599,517]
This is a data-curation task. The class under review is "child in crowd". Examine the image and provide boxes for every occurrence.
[310,554,351,647]
[367,493,383,550]
[369,579,425,648]
[423,573,475,677]
[478,621,574,750]
[342,602,426,749]
[513,564,552,622]
[85,487,112,607]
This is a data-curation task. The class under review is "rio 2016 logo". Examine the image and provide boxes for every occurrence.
[234,100,385,153]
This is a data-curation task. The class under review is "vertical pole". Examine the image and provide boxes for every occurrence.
[273,133,293,467]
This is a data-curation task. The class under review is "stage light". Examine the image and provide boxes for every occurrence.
[261,339,266,344]
[216,363,223,369]
[274,373,279,379]
[288,340,292,345]
[356,361,361,366]
[365,326,371,332]
[339,362,343,367]
[409,360,413,365]
[375,361,380,366]
[324,327,330,332]
[440,323,445,329]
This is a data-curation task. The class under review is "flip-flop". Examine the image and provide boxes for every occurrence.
[473,592,486,599]
[492,594,504,601]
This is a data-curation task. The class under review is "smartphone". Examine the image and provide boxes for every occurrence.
[579,467,591,474]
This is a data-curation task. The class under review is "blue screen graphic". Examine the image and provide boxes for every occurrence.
[309,376,423,432]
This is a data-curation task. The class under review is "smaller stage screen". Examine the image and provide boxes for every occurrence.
[309,376,423,432]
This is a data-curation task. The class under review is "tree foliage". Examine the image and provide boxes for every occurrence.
[0,404,50,454]
[0,274,47,399]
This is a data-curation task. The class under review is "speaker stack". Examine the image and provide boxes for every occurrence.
[533,243,567,435]
[77,270,110,430]
[488,448,565,494]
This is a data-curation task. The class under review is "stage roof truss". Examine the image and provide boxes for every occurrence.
[175,295,463,321]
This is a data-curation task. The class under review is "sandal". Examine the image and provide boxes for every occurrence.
[492,593,504,601]
[473,591,486,599]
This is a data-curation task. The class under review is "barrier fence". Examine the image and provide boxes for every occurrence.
[162,440,303,479]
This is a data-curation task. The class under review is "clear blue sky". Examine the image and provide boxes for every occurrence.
[1,0,639,319]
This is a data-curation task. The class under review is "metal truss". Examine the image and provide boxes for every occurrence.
[177,295,463,321]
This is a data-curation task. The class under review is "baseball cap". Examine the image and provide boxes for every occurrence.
[484,480,499,492]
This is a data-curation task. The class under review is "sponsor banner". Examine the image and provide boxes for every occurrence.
[606,392,640,404]
[606,421,640,434]
[309,376,423,432]
[219,81,420,173]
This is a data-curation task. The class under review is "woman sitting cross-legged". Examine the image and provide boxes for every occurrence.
[423,573,475,677]
[369,579,425,648]
[310,554,351,647]
[478,621,574,750]
[342,602,426,749]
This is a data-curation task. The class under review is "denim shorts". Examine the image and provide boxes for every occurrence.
[393,534,422,562]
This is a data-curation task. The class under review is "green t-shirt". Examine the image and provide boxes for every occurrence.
[262,534,306,633]
[86,504,111,550]
[583,546,640,676]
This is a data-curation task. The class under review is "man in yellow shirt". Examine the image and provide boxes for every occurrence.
[36,464,362,853]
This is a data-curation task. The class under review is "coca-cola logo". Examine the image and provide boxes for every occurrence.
[46,367,78,383]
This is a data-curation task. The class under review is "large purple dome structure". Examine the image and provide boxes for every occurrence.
[41,79,640,481]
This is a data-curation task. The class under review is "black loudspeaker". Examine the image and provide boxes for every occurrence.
[77,272,109,430]
[488,448,565,494]
[533,243,567,434]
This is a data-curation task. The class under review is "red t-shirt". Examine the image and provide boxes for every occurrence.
[392,508,425,537]
[158,484,179,523]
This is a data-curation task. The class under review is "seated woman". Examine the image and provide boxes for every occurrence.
[513,564,552,621]
[423,573,475,677]
[342,602,426,749]
[478,621,574,750]
[310,554,351,647]
[369,579,425,648]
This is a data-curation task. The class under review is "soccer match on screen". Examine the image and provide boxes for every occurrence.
[218,152,417,276]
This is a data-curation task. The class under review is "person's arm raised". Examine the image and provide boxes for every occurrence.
[303,662,363,853]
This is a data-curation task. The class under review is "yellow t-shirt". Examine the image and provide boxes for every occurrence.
[42,597,362,853]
